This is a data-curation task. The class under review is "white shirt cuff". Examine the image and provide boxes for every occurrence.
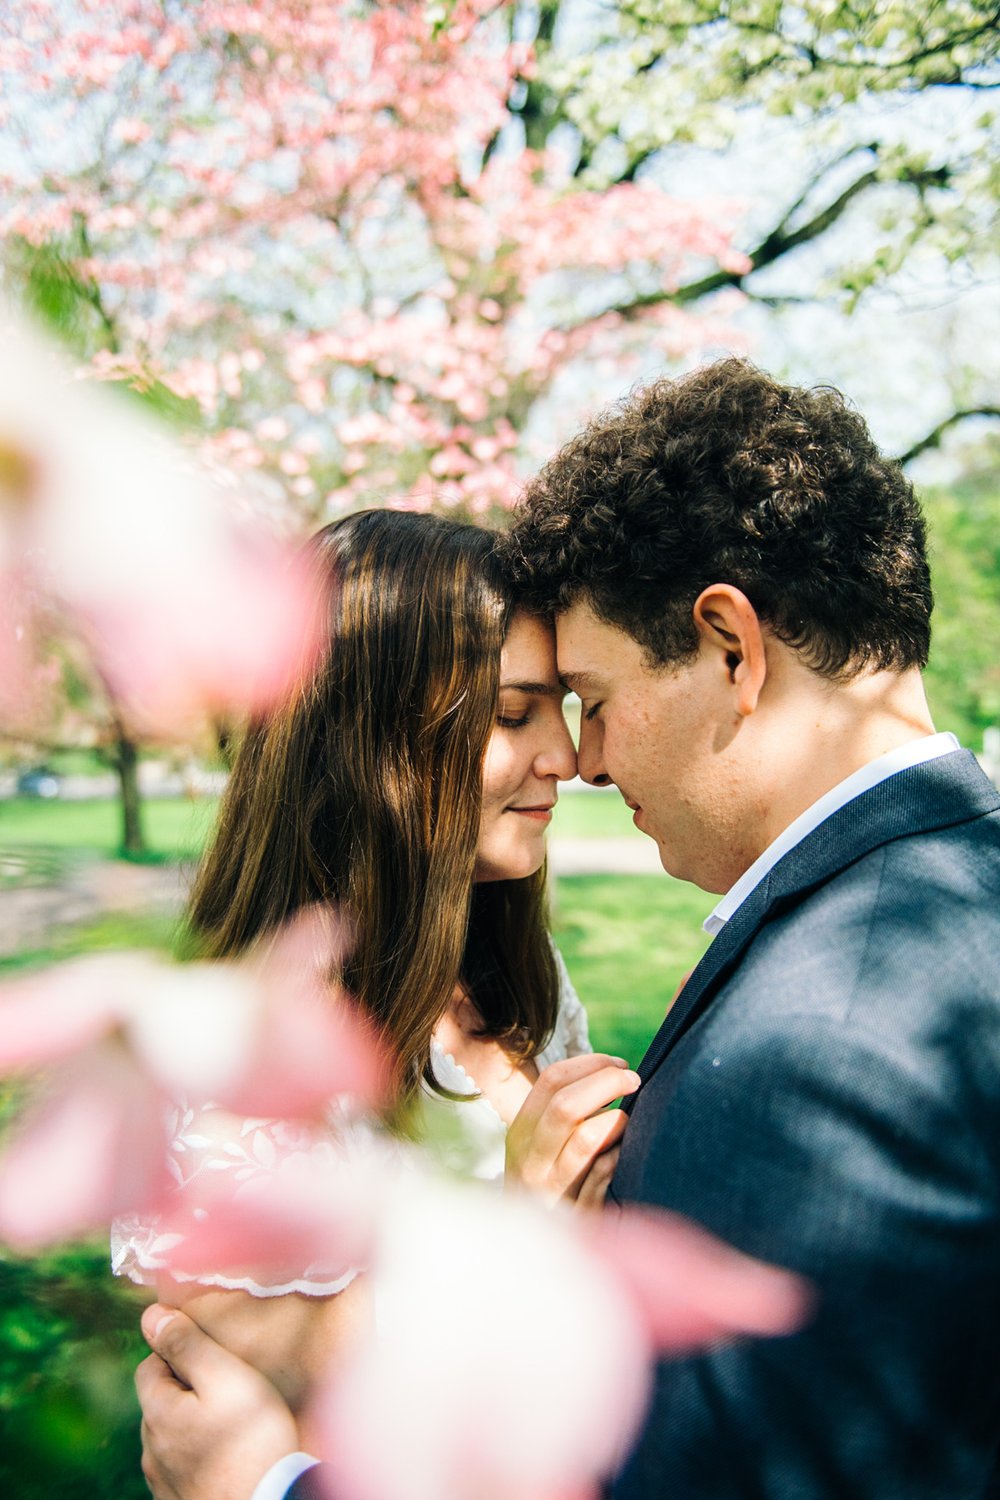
[250,1452,320,1500]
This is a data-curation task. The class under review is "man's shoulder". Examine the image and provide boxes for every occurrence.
[771,750,1000,909]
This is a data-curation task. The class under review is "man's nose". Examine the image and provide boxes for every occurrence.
[576,722,611,787]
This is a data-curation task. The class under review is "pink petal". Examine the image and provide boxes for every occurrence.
[158,1160,379,1285]
[311,1176,650,1500]
[0,1048,170,1247]
[221,909,389,1118]
[89,536,328,736]
[0,962,125,1071]
[586,1207,812,1353]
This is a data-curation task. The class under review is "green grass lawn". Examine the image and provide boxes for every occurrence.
[0,796,219,860]
[0,873,712,1062]
[553,874,714,1063]
[0,791,705,1063]
[551,789,645,840]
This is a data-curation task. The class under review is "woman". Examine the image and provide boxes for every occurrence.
[113,509,635,1412]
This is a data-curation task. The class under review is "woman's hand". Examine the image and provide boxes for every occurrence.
[574,1144,622,1211]
[505,1053,639,1207]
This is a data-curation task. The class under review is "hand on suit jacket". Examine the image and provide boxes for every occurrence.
[504,1052,639,1205]
[136,1303,299,1500]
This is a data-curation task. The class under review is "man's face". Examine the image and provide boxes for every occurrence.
[556,599,761,894]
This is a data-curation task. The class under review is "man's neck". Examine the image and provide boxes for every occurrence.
[755,667,936,856]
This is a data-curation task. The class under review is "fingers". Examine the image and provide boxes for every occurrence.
[509,1056,639,1181]
[140,1304,248,1397]
[554,1107,627,1200]
[574,1144,621,1211]
[514,1054,634,1135]
[506,1050,638,1205]
[135,1351,184,1418]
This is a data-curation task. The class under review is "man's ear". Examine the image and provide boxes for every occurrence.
[692,585,767,717]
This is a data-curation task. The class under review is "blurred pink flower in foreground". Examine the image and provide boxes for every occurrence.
[154,1155,808,1500]
[0,308,325,735]
[0,909,385,1248]
[312,1172,809,1500]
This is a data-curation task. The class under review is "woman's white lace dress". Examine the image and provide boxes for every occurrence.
[111,949,590,1299]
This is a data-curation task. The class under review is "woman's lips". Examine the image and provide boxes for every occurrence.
[508,805,554,822]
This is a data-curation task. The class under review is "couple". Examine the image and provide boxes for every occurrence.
[133,359,1000,1500]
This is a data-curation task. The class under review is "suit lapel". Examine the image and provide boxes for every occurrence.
[629,750,999,1103]
[630,872,775,1096]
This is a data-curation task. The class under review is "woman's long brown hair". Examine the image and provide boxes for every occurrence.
[186,509,558,1101]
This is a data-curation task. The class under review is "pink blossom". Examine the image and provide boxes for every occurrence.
[308,1172,808,1500]
[0,311,326,734]
[0,909,388,1247]
[113,116,151,145]
[0,1044,172,1248]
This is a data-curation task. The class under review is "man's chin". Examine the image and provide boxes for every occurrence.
[653,837,721,895]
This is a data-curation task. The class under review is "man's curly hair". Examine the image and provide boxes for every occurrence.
[503,359,932,678]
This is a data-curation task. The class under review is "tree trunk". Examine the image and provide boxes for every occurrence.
[113,723,146,857]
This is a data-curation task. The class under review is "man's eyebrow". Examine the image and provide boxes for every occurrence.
[499,680,563,696]
[558,671,605,693]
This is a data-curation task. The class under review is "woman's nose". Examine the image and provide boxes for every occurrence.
[537,719,578,781]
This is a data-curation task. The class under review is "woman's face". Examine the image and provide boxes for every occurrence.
[475,611,578,883]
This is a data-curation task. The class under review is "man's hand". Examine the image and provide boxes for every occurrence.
[136,1304,300,1500]
[505,1053,639,1206]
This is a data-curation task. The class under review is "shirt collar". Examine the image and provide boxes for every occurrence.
[703,732,962,938]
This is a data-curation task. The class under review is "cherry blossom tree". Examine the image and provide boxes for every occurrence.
[0,0,743,525]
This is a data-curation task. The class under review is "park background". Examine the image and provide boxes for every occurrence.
[0,3,997,1495]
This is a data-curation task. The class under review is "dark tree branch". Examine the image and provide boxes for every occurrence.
[618,5,1000,83]
[562,152,952,327]
[897,406,1000,465]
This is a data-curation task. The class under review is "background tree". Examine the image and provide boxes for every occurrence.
[0,0,746,833]
[521,0,999,456]
[0,0,742,516]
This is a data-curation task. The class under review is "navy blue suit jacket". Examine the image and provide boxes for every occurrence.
[289,750,1000,1500]
[607,749,1000,1499]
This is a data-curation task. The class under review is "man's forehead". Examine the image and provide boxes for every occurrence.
[554,601,628,681]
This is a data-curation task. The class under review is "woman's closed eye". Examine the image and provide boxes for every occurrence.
[496,711,531,730]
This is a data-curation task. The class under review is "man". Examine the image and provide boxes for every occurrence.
[137,359,1000,1499]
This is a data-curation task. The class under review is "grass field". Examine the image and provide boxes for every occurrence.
[553,874,714,1061]
[0,796,218,860]
[0,877,713,1063]
[551,789,644,840]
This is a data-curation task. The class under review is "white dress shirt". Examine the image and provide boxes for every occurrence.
[251,1452,319,1500]
[703,732,961,938]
